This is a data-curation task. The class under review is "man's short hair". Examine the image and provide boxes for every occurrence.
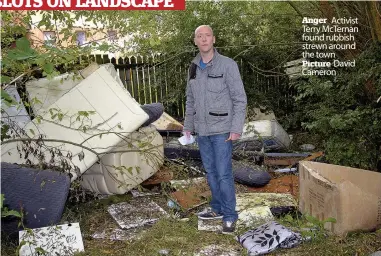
[194,25,214,37]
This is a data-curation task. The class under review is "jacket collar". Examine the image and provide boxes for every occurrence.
[192,48,220,67]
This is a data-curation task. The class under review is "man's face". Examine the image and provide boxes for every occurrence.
[194,26,215,54]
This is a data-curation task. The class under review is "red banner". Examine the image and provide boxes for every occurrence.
[0,0,185,10]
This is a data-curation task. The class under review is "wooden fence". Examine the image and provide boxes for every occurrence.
[89,53,294,119]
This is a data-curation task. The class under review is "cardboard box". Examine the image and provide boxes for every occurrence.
[299,161,381,236]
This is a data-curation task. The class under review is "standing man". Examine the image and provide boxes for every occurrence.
[183,25,247,234]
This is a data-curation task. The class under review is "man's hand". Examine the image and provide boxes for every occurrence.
[183,130,191,140]
[225,132,241,141]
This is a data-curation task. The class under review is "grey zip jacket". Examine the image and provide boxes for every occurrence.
[183,49,247,136]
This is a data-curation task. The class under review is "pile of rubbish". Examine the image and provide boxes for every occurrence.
[2,63,381,256]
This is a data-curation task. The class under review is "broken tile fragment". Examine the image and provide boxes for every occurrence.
[197,219,222,232]
[236,193,295,209]
[235,193,295,228]
[237,206,274,228]
[108,197,169,229]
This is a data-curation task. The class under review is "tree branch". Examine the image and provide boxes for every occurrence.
[1,137,161,156]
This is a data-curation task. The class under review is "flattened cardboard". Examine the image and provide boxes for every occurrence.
[141,167,173,185]
[171,186,211,209]
[299,161,381,236]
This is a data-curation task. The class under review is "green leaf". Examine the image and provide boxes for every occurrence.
[305,215,319,225]
[34,247,47,254]
[18,240,27,247]
[16,37,31,51]
[29,129,35,136]
[3,209,22,218]
[0,194,4,208]
[31,97,43,105]
[7,37,37,60]
[43,63,54,74]
[324,217,337,223]
[284,214,294,223]
[1,124,10,141]
[36,116,42,124]
[1,89,17,106]
[1,75,11,83]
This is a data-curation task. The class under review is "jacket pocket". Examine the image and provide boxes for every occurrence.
[207,73,225,93]
[207,109,230,133]
[209,111,228,117]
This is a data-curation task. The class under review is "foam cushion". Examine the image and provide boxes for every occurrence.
[1,163,70,239]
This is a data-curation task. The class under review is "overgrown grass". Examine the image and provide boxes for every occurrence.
[1,160,380,256]
[2,191,380,256]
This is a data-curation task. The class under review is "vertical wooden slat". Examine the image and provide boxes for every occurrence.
[120,57,127,90]
[134,55,141,103]
[130,56,137,100]
[147,55,153,104]
[159,55,164,103]
[140,55,147,104]
[152,54,158,103]
[164,58,169,112]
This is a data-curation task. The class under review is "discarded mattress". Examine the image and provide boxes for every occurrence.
[25,63,180,134]
[84,63,181,132]
[25,63,123,116]
[239,120,291,150]
[80,125,164,194]
[1,162,70,240]
[25,73,82,115]
[1,65,149,181]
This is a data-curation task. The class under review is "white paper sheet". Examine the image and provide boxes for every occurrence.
[178,135,195,145]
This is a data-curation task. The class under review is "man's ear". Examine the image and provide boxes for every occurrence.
[194,38,197,45]
[213,36,215,44]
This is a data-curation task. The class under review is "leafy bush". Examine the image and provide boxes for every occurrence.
[290,43,381,171]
